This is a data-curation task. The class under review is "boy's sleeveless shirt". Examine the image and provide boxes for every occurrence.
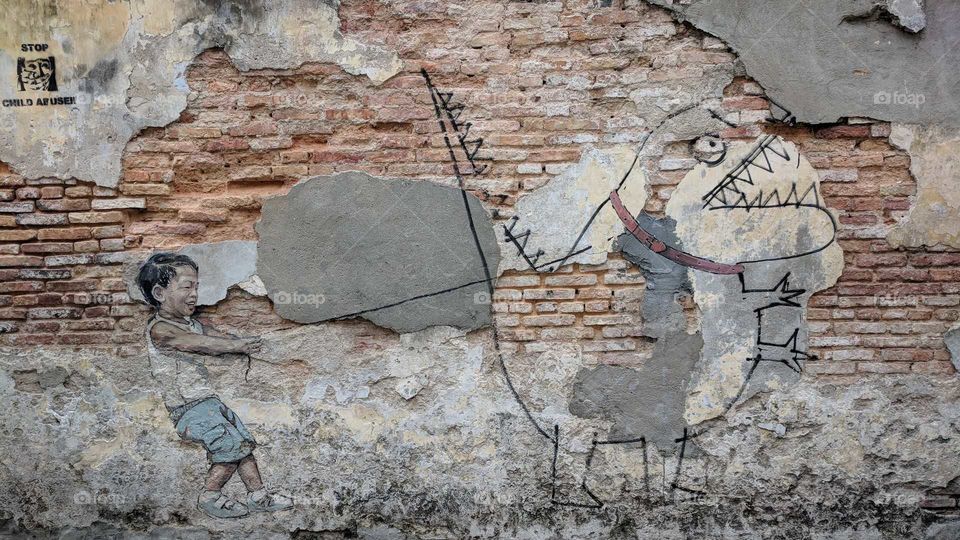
[145,314,215,409]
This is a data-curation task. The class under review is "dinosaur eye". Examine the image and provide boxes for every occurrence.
[691,135,727,166]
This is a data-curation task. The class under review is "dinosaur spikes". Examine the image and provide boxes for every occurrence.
[423,71,489,176]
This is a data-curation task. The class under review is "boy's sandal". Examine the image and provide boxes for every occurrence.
[198,492,249,519]
[248,491,293,512]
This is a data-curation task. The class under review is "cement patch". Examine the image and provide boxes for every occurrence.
[569,331,703,451]
[567,214,703,451]
[616,214,691,338]
[256,172,500,333]
[946,324,960,373]
[645,0,960,125]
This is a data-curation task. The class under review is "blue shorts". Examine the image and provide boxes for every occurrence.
[173,397,256,463]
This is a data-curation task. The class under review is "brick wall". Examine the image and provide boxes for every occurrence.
[0,172,143,348]
[0,0,956,383]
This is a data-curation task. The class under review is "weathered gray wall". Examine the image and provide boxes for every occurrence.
[1,0,959,538]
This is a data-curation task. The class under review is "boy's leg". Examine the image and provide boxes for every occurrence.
[205,462,238,491]
[237,455,263,491]
[173,399,253,518]
[198,462,248,518]
[239,455,293,512]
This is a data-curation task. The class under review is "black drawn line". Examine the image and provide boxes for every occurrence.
[422,69,554,442]
[506,103,717,273]
[502,216,593,270]
[701,135,792,209]
[670,428,703,495]
[326,277,493,322]
[709,108,738,128]
[741,270,813,370]
[723,268,816,412]
[551,428,603,509]
[551,424,560,500]
[722,354,762,416]
[766,95,797,126]
[425,69,801,509]
[596,435,650,495]
[691,134,728,166]
[701,100,797,209]
[732,204,838,265]
[715,182,819,211]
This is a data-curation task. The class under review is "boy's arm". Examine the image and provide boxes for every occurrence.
[151,321,260,356]
[196,321,232,339]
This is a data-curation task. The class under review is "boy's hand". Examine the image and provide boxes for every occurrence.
[153,321,264,357]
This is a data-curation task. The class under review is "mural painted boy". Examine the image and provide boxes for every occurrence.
[137,253,292,519]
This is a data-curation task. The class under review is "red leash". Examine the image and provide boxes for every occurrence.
[609,190,744,275]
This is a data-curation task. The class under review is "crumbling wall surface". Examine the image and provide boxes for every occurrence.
[2,343,960,538]
[888,124,960,249]
[0,0,959,538]
[0,0,401,188]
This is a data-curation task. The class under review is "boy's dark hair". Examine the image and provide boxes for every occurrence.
[137,252,199,308]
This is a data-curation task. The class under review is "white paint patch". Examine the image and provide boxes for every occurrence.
[499,146,648,272]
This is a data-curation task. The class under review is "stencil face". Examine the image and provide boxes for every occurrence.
[17,57,57,91]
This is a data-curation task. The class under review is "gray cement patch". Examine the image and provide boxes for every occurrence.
[256,172,500,333]
[645,0,960,125]
[946,324,960,373]
[569,331,703,451]
[569,215,702,452]
[616,214,691,339]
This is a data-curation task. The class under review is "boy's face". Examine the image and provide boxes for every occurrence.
[153,265,198,318]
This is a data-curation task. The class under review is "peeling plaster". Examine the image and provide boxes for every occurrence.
[125,240,258,306]
[888,123,960,249]
[883,0,927,33]
[499,146,648,273]
[0,0,402,187]
[2,331,960,536]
